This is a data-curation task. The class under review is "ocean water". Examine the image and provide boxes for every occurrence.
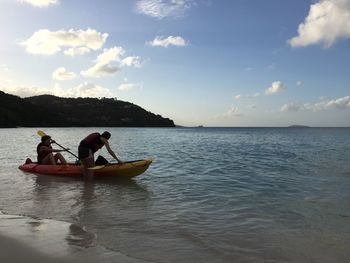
[0,127,349,262]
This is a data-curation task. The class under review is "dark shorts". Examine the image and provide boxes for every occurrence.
[78,146,92,160]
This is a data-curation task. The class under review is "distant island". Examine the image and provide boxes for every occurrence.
[287,125,310,128]
[0,91,175,128]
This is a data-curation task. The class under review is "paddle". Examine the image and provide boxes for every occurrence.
[37,130,79,159]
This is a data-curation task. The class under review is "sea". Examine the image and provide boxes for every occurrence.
[0,127,349,262]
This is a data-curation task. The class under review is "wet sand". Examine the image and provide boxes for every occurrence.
[0,213,147,263]
[0,234,71,263]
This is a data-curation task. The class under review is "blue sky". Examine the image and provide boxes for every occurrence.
[0,0,349,126]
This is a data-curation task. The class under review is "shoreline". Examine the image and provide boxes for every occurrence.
[0,234,70,263]
[0,212,147,263]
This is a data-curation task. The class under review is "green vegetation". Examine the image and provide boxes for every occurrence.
[0,91,175,127]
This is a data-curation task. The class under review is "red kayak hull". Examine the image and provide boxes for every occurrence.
[18,159,153,178]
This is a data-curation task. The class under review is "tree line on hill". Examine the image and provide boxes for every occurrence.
[0,91,175,128]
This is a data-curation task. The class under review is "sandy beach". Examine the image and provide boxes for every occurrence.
[0,234,71,263]
[0,213,146,263]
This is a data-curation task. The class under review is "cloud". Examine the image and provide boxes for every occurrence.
[312,95,350,110]
[64,47,91,56]
[214,105,242,118]
[234,81,284,101]
[265,81,285,95]
[234,93,261,100]
[52,67,77,80]
[296,80,303,87]
[121,56,142,67]
[1,85,54,98]
[118,82,143,91]
[81,47,124,78]
[281,102,304,112]
[0,64,11,73]
[1,82,113,98]
[65,82,113,98]
[81,47,142,78]
[95,46,125,64]
[281,96,350,112]
[17,0,58,7]
[148,36,188,47]
[21,28,108,55]
[135,0,195,19]
[288,0,350,48]
[81,64,120,78]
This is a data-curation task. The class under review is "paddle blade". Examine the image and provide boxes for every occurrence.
[37,130,46,137]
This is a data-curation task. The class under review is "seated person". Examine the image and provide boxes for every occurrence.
[37,135,68,165]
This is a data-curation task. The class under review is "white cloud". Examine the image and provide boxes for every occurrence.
[118,82,143,91]
[136,0,195,19]
[281,102,304,112]
[1,82,113,98]
[18,0,58,7]
[64,47,91,56]
[121,56,142,67]
[281,96,350,112]
[214,105,241,118]
[296,80,303,87]
[80,47,124,78]
[81,64,120,78]
[96,46,125,64]
[65,82,113,98]
[265,81,285,95]
[234,92,261,100]
[52,67,77,80]
[288,0,350,48]
[312,95,350,110]
[148,36,187,47]
[81,47,141,78]
[1,85,54,97]
[21,28,108,55]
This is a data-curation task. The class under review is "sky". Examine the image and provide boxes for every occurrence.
[0,0,349,127]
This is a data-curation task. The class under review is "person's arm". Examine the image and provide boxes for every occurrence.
[39,146,69,154]
[101,138,122,163]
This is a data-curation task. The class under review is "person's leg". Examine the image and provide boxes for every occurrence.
[78,147,95,179]
[54,153,67,164]
[41,154,56,165]
[81,156,95,180]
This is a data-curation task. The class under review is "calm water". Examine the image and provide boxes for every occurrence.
[0,127,350,262]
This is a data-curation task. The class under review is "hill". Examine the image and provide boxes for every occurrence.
[0,91,175,127]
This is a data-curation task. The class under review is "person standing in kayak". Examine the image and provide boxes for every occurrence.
[78,131,122,176]
[37,135,68,165]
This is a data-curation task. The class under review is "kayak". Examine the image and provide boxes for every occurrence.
[18,159,153,178]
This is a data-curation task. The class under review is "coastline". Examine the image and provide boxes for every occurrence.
[0,212,147,263]
[0,234,70,263]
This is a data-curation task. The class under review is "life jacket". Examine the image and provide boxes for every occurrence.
[37,142,52,164]
[79,133,104,153]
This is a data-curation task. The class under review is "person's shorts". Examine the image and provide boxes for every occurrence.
[78,146,92,160]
